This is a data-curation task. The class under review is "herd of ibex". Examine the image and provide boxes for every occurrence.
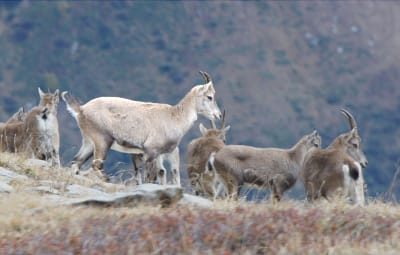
[0,71,368,205]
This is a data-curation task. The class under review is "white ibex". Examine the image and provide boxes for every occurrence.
[186,110,230,198]
[206,130,321,201]
[300,109,368,205]
[61,71,222,181]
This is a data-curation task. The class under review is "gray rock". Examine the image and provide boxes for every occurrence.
[179,194,213,207]
[26,186,60,195]
[0,181,13,193]
[0,167,28,184]
[70,184,183,208]
[66,184,108,197]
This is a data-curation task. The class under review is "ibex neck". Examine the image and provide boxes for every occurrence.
[327,138,345,150]
[288,141,308,169]
[173,87,198,134]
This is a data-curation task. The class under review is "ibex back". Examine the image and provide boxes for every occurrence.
[62,71,222,181]
[207,130,321,201]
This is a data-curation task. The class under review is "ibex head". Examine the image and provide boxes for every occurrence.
[304,129,322,150]
[339,109,368,168]
[199,110,230,142]
[195,71,222,121]
[7,107,26,124]
[38,88,59,114]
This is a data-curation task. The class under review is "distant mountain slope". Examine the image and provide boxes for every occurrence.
[0,1,399,197]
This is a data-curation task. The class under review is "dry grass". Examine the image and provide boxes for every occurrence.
[0,153,400,254]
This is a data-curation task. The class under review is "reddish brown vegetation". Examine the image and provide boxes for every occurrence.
[0,204,398,254]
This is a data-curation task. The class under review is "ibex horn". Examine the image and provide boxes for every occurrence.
[221,109,226,129]
[340,108,357,130]
[199,71,211,84]
[210,119,217,129]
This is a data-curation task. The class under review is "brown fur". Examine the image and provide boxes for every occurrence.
[186,118,230,198]
[0,89,60,167]
[208,130,321,201]
[300,109,367,205]
[36,88,61,166]
[1,106,48,154]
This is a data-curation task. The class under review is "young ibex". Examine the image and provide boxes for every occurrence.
[1,106,48,154]
[62,71,222,181]
[0,88,60,167]
[186,110,230,198]
[0,107,26,149]
[300,109,368,205]
[36,88,61,167]
[206,130,321,201]
[136,146,180,186]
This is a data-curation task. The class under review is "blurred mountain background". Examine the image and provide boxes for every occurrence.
[0,1,399,199]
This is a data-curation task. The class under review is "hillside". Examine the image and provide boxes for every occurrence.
[0,153,400,254]
[0,1,399,197]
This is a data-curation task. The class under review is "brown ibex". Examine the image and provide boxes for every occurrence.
[61,71,222,181]
[35,88,61,167]
[300,109,368,205]
[0,88,60,167]
[0,107,26,149]
[206,130,321,201]
[186,110,230,198]
[1,106,48,154]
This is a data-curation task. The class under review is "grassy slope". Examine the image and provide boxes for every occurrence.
[0,1,399,196]
[0,153,399,254]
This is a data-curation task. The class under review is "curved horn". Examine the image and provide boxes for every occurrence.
[340,108,357,129]
[199,71,211,84]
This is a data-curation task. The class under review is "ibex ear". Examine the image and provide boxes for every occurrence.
[53,89,60,105]
[349,127,358,137]
[38,87,45,98]
[16,106,24,114]
[16,107,25,120]
[199,123,208,135]
[197,83,212,95]
[223,125,231,133]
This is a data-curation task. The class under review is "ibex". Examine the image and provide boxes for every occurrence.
[0,88,60,167]
[61,71,222,181]
[1,106,48,154]
[0,107,26,150]
[35,88,61,167]
[186,110,230,198]
[135,146,180,186]
[300,109,368,205]
[206,130,321,201]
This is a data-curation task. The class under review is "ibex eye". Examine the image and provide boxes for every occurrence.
[207,96,213,101]
[353,143,358,148]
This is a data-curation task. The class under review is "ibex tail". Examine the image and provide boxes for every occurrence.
[61,91,81,120]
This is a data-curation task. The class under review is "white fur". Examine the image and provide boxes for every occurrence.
[65,103,79,120]
[353,161,365,206]
[342,162,365,205]
[62,72,221,182]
